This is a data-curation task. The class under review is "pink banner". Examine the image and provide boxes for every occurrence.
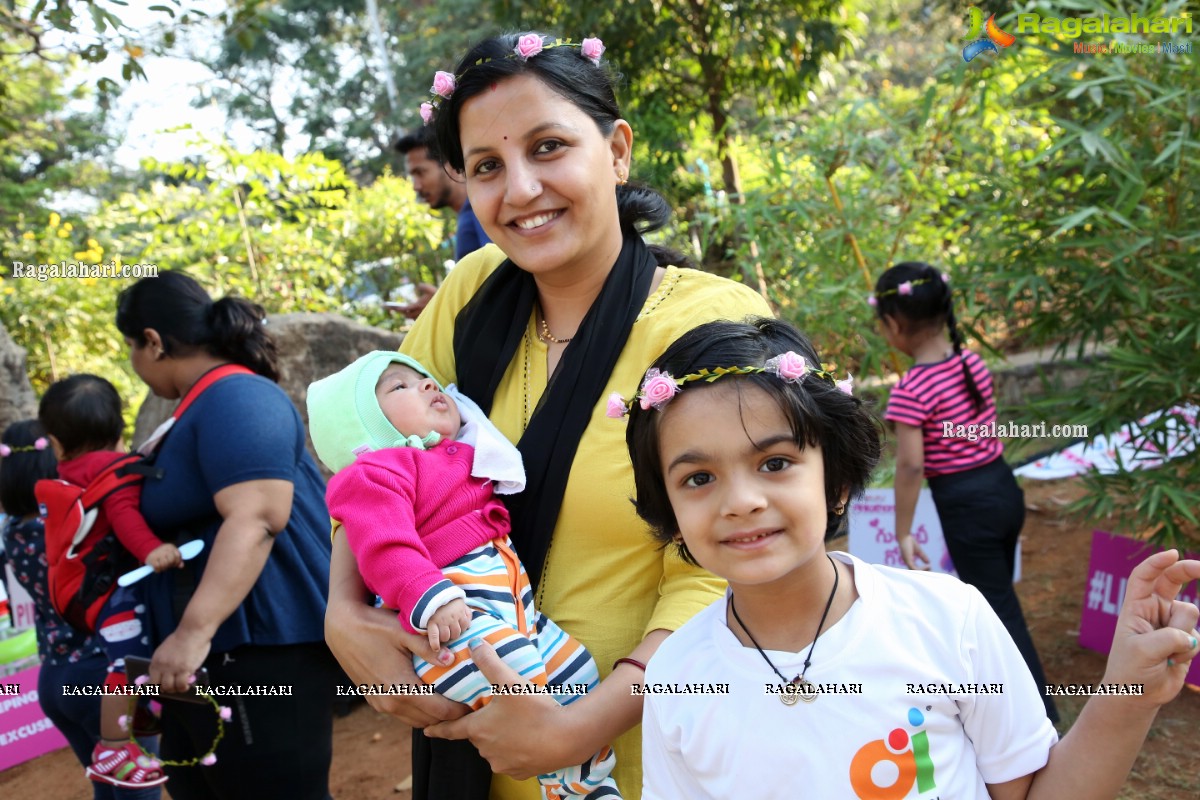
[1079,531,1200,686]
[0,665,68,772]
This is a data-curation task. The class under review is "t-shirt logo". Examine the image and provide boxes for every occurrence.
[848,706,936,799]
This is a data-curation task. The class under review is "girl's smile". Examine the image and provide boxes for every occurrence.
[657,382,843,595]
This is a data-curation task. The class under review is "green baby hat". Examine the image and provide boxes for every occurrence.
[307,351,446,473]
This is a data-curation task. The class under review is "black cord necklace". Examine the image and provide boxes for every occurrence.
[730,554,840,706]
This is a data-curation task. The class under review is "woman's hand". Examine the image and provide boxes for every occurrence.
[423,639,580,779]
[150,625,212,694]
[326,531,465,726]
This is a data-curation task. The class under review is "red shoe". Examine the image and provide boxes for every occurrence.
[86,741,168,788]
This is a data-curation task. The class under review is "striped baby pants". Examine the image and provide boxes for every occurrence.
[413,536,621,799]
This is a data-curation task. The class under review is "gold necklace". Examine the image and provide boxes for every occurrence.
[538,314,572,345]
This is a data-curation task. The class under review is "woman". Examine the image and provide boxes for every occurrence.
[324,32,773,799]
[115,272,340,800]
[0,419,160,800]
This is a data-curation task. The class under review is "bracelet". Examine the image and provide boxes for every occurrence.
[612,657,647,672]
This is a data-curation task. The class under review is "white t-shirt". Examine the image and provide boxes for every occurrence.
[642,552,1058,799]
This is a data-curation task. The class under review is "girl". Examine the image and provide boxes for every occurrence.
[622,317,1200,799]
[873,261,1056,721]
[40,375,179,789]
[0,419,161,800]
[307,351,621,799]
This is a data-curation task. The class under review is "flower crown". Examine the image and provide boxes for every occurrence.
[867,274,948,307]
[0,437,49,457]
[125,675,229,767]
[607,352,853,418]
[420,35,606,124]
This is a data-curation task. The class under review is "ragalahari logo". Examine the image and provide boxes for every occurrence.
[963,8,1017,62]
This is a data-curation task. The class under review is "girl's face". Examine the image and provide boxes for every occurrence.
[457,74,632,283]
[657,382,840,593]
[375,364,461,441]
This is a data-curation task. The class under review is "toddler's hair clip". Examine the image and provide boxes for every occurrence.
[0,437,49,456]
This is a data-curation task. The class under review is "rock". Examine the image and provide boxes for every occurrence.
[132,313,403,474]
[0,323,38,434]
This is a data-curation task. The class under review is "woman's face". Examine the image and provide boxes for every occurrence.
[458,74,632,283]
[125,334,174,399]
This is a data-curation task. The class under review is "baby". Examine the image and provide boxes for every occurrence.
[307,351,621,800]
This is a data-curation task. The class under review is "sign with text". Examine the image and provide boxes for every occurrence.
[848,488,1021,580]
[0,666,69,771]
[1079,530,1200,687]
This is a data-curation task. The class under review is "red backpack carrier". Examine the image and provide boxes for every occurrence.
[35,364,254,632]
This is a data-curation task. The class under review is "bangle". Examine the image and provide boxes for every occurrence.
[612,657,647,672]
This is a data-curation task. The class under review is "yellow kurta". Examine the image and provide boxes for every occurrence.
[400,244,773,799]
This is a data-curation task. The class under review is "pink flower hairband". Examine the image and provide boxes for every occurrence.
[867,273,949,307]
[420,35,606,124]
[606,352,854,418]
[0,437,49,456]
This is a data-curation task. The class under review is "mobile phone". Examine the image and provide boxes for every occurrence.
[124,655,211,705]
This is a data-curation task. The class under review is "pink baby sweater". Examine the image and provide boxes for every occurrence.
[326,439,511,633]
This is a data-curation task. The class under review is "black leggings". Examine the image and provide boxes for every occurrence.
[159,641,340,800]
[929,458,1059,723]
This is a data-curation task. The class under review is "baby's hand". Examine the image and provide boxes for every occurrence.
[1103,549,1200,706]
[427,599,472,652]
[146,543,183,572]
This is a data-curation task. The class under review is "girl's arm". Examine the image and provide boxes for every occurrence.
[892,422,931,570]
[148,478,288,692]
[987,550,1200,800]
[424,629,670,777]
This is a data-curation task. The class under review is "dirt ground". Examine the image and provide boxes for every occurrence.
[2,478,1197,799]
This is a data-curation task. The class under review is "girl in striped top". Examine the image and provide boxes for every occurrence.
[874,261,1058,723]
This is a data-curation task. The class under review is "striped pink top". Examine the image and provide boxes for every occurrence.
[885,350,1003,477]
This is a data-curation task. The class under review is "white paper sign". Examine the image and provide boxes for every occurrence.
[847,488,1021,581]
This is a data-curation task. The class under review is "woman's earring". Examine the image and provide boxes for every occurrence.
[617,170,627,186]
[833,502,846,516]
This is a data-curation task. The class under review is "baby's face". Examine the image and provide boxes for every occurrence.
[375,364,461,441]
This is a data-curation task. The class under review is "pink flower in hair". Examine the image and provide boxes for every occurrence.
[0,445,9,457]
[514,34,544,60]
[201,753,217,766]
[34,437,48,450]
[765,351,808,382]
[581,38,605,64]
[836,374,855,396]
[941,273,950,284]
[219,705,233,721]
[606,392,628,419]
[638,370,680,411]
[867,295,878,307]
[431,71,456,99]
[897,281,914,296]
[419,102,434,124]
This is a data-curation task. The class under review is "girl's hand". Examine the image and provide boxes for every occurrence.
[897,533,931,571]
[325,593,466,726]
[1102,549,1200,706]
[146,543,183,572]
[424,639,582,779]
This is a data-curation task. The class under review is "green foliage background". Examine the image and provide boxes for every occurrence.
[1,0,1196,544]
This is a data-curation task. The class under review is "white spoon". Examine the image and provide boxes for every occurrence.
[117,540,205,587]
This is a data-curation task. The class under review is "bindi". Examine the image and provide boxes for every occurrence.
[490,82,498,92]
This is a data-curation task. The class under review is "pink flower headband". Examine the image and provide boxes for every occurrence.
[867,274,948,307]
[0,437,49,456]
[420,35,606,124]
[607,353,853,418]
